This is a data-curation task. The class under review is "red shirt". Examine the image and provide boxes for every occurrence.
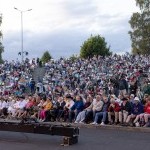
[144,104,150,114]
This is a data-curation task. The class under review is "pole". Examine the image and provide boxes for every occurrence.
[21,11,23,63]
[14,7,32,64]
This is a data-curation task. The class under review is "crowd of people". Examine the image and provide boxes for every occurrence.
[0,54,150,128]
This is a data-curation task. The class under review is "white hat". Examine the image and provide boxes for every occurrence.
[134,97,140,102]
[130,94,135,97]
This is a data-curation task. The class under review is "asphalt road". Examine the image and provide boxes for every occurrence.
[0,127,150,150]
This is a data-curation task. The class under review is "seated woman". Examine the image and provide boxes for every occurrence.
[108,98,121,125]
[134,97,150,127]
[74,96,91,123]
[69,95,84,123]
[19,96,36,118]
[39,97,53,121]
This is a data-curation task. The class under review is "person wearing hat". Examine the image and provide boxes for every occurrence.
[118,97,132,125]
[63,94,74,122]
[125,97,143,126]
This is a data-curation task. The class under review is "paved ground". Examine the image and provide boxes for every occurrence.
[0,127,150,150]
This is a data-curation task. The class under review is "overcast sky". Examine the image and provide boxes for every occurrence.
[0,0,139,61]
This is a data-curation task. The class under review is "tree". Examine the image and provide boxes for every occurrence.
[80,35,111,58]
[0,14,4,63]
[41,51,52,63]
[69,54,79,62]
[129,0,150,55]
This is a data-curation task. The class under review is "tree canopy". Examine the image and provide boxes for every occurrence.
[129,0,150,54]
[41,51,52,63]
[0,14,4,63]
[80,35,111,58]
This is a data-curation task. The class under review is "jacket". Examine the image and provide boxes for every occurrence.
[108,102,121,112]
[71,100,84,111]
[131,103,143,115]
[144,103,150,114]
[87,99,104,111]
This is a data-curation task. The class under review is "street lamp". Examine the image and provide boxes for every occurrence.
[14,7,32,63]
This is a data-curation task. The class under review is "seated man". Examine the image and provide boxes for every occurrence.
[91,96,110,125]
[84,95,104,124]
[119,97,132,125]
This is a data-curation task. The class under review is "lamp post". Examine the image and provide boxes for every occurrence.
[14,7,32,64]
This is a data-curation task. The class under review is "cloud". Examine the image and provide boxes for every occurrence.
[1,0,138,61]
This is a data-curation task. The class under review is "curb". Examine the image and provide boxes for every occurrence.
[48,122,150,133]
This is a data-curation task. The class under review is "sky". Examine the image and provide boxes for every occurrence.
[0,0,139,61]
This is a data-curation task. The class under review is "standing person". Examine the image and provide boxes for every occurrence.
[119,75,128,97]
[29,78,35,94]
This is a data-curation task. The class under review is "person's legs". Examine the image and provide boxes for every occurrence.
[123,111,128,123]
[119,111,123,123]
[94,112,103,123]
[57,110,64,120]
[114,112,119,123]
[101,112,107,123]
[108,112,113,123]
[126,114,132,123]
[144,114,150,123]
[80,111,86,122]
[134,114,140,123]
[69,110,74,123]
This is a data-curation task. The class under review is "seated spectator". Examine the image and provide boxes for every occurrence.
[69,95,84,123]
[125,97,143,126]
[84,95,104,124]
[20,96,36,118]
[63,94,74,122]
[119,97,132,125]
[39,97,53,121]
[74,96,92,123]
[44,96,66,122]
[91,95,110,125]
[135,97,150,127]
[108,99,121,125]
[13,96,27,118]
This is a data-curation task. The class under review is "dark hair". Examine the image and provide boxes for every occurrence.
[122,97,128,101]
